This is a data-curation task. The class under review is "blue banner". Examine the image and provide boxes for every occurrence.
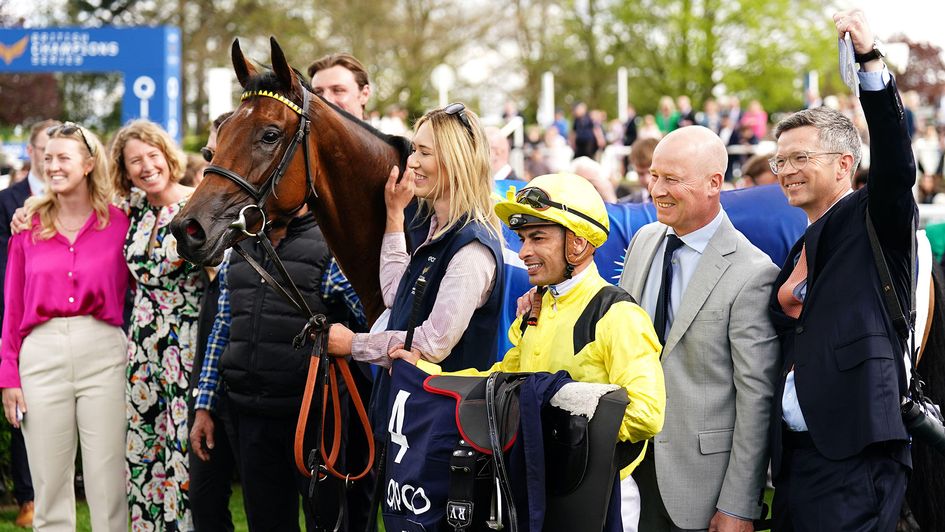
[0,27,182,143]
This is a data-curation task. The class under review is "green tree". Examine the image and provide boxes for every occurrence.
[512,0,841,121]
[307,0,496,118]
[59,72,123,133]
[611,0,839,114]
[511,0,611,120]
[174,0,314,138]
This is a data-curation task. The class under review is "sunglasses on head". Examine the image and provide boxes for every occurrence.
[47,121,94,156]
[200,146,214,163]
[513,187,609,235]
[443,102,474,138]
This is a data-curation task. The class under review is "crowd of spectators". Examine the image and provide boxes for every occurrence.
[485,84,944,210]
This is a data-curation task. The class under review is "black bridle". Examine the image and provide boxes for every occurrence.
[201,83,320,320]
[200,84,322,328]
[205,86,316,239]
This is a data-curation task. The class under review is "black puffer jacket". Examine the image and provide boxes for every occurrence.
[221,213,337,416]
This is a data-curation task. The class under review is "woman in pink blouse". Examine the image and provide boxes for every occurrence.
[0,122,130,531]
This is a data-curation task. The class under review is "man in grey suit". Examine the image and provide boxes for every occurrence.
[618,125,780,531]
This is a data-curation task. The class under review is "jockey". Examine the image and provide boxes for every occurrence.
[394,172,665,475]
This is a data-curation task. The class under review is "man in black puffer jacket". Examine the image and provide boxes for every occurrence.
[190,206,362,531]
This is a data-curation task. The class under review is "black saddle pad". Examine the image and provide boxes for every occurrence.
[423,372,528,454]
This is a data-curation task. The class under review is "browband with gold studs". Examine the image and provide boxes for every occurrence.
[240,90,303,116]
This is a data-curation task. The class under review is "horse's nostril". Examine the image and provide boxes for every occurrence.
[184,219,205,241]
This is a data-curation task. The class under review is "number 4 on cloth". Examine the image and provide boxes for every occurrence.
[389,390,411,463]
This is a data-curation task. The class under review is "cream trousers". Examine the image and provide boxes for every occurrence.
[20,316,128,531]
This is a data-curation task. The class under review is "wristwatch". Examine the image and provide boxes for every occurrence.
[855,39,886,65]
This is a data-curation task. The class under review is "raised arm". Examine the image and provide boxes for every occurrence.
[834,10,916,240]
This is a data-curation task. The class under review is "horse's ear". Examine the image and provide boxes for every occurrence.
[232,39,257,88]
[269,37,297,92]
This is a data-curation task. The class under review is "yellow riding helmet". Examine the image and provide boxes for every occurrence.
[494,173,610,247]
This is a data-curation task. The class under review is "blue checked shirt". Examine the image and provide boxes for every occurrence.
[194,255,366,412]
[195,256,232,412]
[321,257,367,330]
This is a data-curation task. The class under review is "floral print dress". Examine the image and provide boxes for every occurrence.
[124,190,204,532]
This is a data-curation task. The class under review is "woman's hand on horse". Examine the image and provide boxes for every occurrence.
[389,345,422,366]
[328,323,354,356]
[516,287,537,317]
[385,165,414,232]
[10,207,29,235]
[190,408,216,462]
[1,388,26,429]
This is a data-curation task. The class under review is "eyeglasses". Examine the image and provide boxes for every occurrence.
[200,146,214,163]
[513,187,609,234]
[443,102,474,138]
[47,121,94,156]
[768,151,843,175]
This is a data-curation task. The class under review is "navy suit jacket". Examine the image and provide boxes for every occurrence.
[768,78,915,475]
[0,178,31,334]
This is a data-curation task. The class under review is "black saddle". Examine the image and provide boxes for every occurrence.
[424,372,528,454]
[425,372,631,532]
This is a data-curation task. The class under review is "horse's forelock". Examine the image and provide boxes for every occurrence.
[242,67,311,106]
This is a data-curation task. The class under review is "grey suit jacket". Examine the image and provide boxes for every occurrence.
[618,214,780,527]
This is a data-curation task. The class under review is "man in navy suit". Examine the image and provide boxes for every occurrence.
[768,10,913,531]
[0,118,57,528]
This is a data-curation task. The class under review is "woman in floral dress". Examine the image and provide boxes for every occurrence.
[110,120,203,532]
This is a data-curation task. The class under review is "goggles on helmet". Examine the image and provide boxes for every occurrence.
[512,187,609,235]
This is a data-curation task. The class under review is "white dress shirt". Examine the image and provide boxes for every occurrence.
[493,164,513,181]
[27,171,45,196]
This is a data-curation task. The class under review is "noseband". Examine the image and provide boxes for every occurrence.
[205,87,316,236]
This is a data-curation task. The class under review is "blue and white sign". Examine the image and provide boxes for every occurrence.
[0,26,183,143]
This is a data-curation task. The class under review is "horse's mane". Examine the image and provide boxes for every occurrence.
[243,66,413,163]
[905,261,945,531]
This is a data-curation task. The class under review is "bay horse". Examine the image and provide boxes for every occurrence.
[169,38,411,528]
[902,263,945,532]
[170,37,410,325]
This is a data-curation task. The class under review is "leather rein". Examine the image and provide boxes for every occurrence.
[207,86,374,486]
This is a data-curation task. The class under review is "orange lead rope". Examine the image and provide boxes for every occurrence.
[294,322,375,482]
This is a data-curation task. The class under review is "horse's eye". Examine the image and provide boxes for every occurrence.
[261,130,280,143]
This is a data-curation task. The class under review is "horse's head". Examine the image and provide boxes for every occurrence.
[171,37,317,266]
